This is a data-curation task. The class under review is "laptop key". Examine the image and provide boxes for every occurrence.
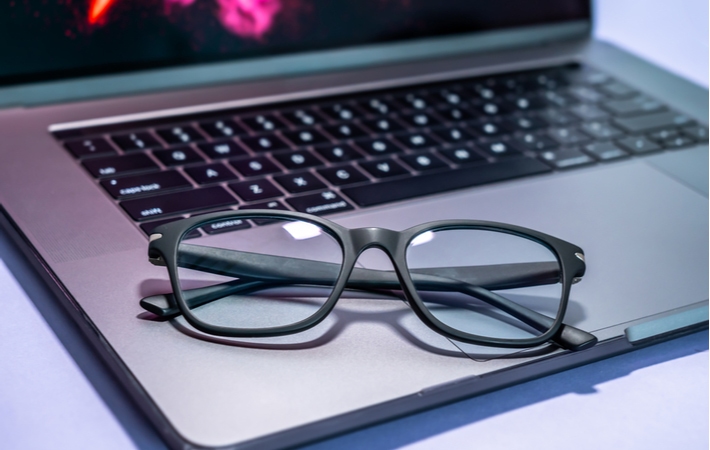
[273,172,327,193]
[318,165,370,186]
[475,101,511,117]
[662,136,697,149]
[437,106,475,122]
[111,133,162,152]
[601,96,665,117]
[597,81,637,99]
[65,138,116,159]
[394,131,438,149]
[229,178,283,202]
[282,109,324,127]
[540,108,578,125]
[286,190,355,216]
[314,144,365,163]
[83,153,159,178]
[400,152,448,171]
[282,129,330,146]
[241,114,287,132]
[201,217,252,234]
[156,126,205,145]
[504,115,548,131]
[548,127,592,145]
[240,200,291,225]
[469,120,508,137]
[647,128,680,142]
[583,142,629,161]
[358,98,394,115]
[508,95,548,111]
[396,93,431,110]
[359,158,410,178]
[681,125,708,141]
[240,200,289,212]
[580,121,625,140]
[433,126,473,143]
[321,104,362,121]
[101,170,191,199]
[567,86,606,103]
[542,91,578,108]
[514,133,559,152]
[199,119,249,138]
[153,147,205,166]
[273,150,324,170]
[121,186,236,221]
[355,137,402,156]
[616,136,662,154]
[342,157,551,207]
[230,156,282,177]
[185,163,239,184]
[239,134,290,153]
[439,146,486,165]
[198,141,248,159]
[612,111,695,134]
[362,118,405,133]
[569,104,610,120]
[323,123,369,140]
[539,148,595,169]
[400,112,441,128]
[471,84,498,100]
[477,139,521,158]
[435,89,465,106]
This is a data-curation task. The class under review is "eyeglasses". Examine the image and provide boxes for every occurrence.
[141,210,597,352]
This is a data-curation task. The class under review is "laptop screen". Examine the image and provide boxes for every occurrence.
[1,0,589,86]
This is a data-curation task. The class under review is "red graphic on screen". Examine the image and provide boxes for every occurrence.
[86,0,283,39]
[218,0,283,39]
[88,0,118,24]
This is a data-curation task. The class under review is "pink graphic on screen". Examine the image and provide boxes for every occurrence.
[87,0,283,39]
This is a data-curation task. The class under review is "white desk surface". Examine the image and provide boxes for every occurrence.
[1,1,707,449]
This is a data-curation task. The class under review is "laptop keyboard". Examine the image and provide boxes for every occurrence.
[53,63,708,238]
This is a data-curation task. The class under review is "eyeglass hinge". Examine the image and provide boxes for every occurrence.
[149,256,166,267]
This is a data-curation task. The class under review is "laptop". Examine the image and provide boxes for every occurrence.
[0,1,707,448]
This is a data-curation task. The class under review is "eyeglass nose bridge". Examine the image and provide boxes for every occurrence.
[348,227,403,257]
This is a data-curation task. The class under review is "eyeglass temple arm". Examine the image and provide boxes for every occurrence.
[165,244,568,288]
[142,245,595,350]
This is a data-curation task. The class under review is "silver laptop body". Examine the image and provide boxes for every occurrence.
[0,3,707,448]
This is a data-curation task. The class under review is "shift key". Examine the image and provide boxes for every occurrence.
[613,111,695,134]
[121,186,237,221]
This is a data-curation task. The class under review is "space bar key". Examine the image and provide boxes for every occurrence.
[342,158,551,207]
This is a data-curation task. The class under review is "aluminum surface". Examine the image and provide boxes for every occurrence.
[0,38,707,448]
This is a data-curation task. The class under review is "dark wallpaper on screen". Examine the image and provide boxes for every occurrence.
[1,0,589,85]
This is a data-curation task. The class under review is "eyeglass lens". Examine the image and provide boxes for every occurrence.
[175,216,343,329]
[405,228,563,343]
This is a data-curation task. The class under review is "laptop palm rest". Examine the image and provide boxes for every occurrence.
[344,149,708,357]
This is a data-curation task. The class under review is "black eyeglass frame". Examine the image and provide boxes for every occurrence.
[146,210,591,350]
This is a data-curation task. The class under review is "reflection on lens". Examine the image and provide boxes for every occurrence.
[406,228,562,342]
[176,215,342,330]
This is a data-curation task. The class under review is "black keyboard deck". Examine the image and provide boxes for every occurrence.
[53,63,708,237]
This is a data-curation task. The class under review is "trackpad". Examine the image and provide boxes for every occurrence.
[337,155,708,360]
